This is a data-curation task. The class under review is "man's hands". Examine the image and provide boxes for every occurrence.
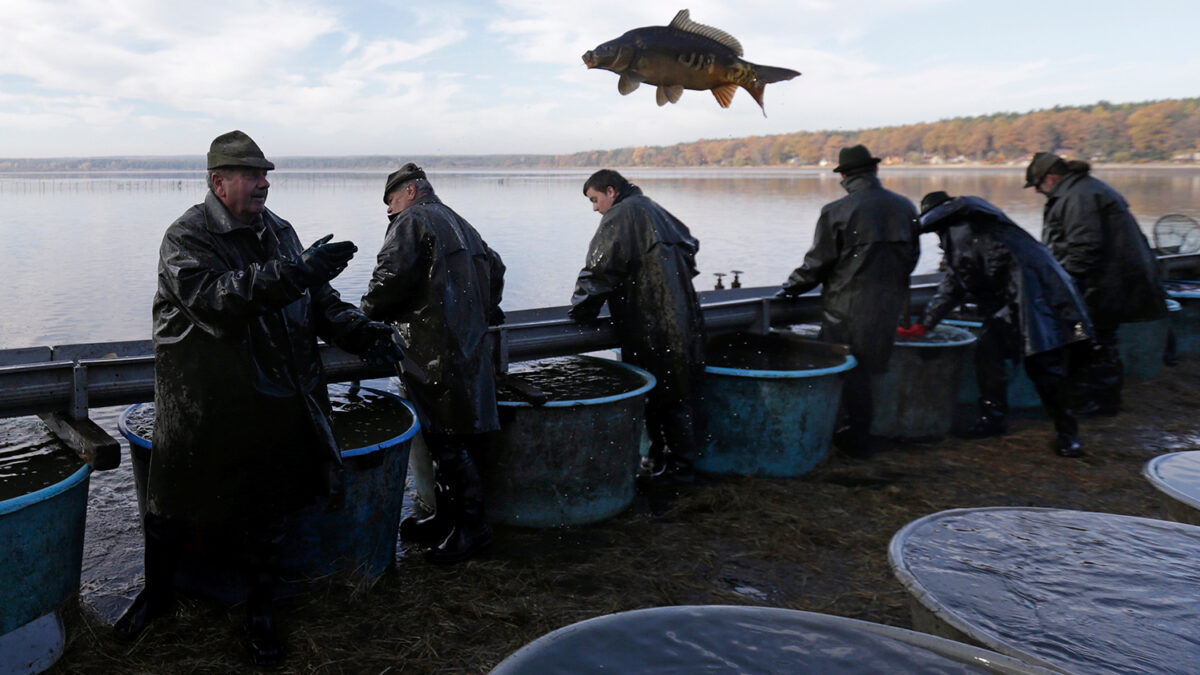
[896,323,927,339]
[360,322,406,369]
[298,234,357,286]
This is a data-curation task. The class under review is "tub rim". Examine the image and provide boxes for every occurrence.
[1143,450,1200,512]
[0,462,91,517]
[705,353,857,379]
[895,323,977,348]
[116,384,420,460]
[1165,280,1200,299]
[497,355,656,408]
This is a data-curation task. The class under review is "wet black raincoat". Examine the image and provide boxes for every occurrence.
[1041,169,1167,327]
[920,196,1094,356]
[361,192,505,435]
[150,191,374,524]
[781,173,919,372]
[569,185,706,400]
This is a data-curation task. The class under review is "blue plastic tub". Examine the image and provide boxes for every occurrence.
[698,332,855,477]
[1166,283,1200,357]
[1118,298,1181,378]
[0,460,90,674]
[119,384,418,601]
[941,319,1043,411]
[871,325,977,440]
[480,356,656,528]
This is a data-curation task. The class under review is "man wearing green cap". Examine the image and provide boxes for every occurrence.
[115,130,404,666]
[1025,152,1167,416]
[776,144,920,457]
[362,163,506,564]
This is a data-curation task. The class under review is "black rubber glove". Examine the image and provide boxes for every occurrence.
[297,234,357,286]
[360,322,406,369]
[775,288,798,298]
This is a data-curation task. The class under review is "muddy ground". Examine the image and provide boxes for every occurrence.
[54,357,1200,673]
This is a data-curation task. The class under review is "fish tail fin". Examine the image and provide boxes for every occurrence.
[741,80,767,117]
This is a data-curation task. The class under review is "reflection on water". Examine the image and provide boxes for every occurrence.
[2,168,1197,349]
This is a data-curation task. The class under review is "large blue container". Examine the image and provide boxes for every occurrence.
[1166,282,1200,357]
[480,356,655,528]
[0,462,90,675]
[941,319,1043,411]
[1118,298,1181,378]
[698,332,855,477]
[119,384,418,601]
[871,325,976,440]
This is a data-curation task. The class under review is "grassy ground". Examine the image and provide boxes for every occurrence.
[54,358,1200,673]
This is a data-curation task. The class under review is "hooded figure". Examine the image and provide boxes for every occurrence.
[778,145,919,456]
[1026,153,1168,415]
[361,163,506,564]
[570,169,706,483]
[905,192,1093,457]
[120,131,402,666]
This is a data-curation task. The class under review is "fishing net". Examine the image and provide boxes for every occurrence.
[1153,213,1200,253]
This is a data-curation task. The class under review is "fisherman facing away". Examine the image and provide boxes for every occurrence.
[776,144,920,458]
[116,130,403,666]
[569,169,706,485]
[361,163,506,564]
[900,191,1094,457]
[1025,152,1168,416]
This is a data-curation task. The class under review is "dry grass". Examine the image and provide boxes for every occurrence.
[54,359,1200,673]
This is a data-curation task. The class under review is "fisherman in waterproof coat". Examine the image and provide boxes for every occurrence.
[1025,152,1168,416]
[119,131,404,666]
[777,145,919,457]
[361,163,506,564]
[569,169,706,484]
[899,192,1094,457]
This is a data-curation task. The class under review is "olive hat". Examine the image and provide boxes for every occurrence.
[206,130,275,170]
[383,163,427,203]
[833,144,881,174]
[1024,152,1063,188]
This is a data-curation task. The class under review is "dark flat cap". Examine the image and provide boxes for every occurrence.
[833,144,881,174]
[207,130,274,170]
[920,190,953,215]
[383,163,426,203]
[1024,152,1062,188]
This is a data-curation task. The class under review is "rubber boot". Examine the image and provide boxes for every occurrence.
[244,526,283,667]
[1091,343,1123,416]
[1055,432,1083,458]
[426,438,492,565]
[113,512,179,640]
[961,399,1008,438]
[399,481,454,545]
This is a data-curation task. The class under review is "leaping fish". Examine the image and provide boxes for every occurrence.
[581,9,800,116]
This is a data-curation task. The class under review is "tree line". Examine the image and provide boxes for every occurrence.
[2,98,1197,171]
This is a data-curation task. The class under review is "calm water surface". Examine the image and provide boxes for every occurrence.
[2,167,1198,349]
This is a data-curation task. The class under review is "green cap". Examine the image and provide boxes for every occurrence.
[207,130,275,170]
[383,162,426,203]
[1024,152,1062,188]
[833,144,881,173]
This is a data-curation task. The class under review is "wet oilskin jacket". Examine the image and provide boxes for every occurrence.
[920,196,1094,356]
[569,185,706,400]
[782,173,919,373]
[151,191,372,524]
[1041,170,1167,328]
[361,192,505,435]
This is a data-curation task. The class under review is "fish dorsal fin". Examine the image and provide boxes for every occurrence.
[711,83,737,108]
[669,9,743,56]
[618,74,641,95]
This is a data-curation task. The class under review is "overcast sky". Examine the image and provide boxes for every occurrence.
[1,0,1198,159]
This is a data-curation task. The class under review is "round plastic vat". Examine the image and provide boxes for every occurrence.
[890,507,1200,674]
[478,356,655,528]
[118,384,418,601]
[1143,450,1200,526]
[940,319,1043,411]
[1165,282,1200,357]
[1118,297,1181,378]
[0,456,90,675]
[698,332,855,477]
[871,325,977,440]
[489,605,1053,674]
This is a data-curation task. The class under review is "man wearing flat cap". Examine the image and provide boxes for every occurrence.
[362,163,506,564]
[1025,152,1167,416]
[777,144,919,457]
[115,130,404,666]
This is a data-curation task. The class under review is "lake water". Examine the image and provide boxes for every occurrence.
[2,167,1198,350]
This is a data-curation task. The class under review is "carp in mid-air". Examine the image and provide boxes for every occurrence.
[582,9,800,115]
